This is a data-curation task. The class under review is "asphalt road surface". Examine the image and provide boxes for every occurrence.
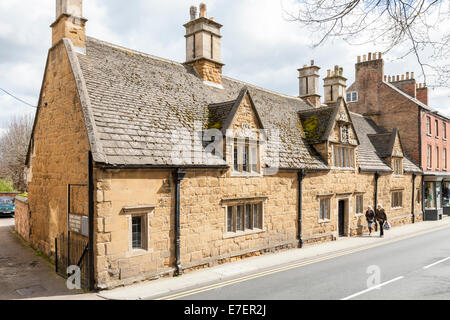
[164,226,450,300]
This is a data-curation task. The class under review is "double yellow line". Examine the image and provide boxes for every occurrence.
[156,224,450,300]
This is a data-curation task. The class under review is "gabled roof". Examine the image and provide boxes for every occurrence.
[298,105,335,144]
[351,113,393,173]
[207,87,265,133]
[70,37,327,170]
[298,97,360,146]
[383,81,449,120]
[355,118,421,173]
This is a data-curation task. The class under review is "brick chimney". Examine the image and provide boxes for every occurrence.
[298,60,321,108]
[390,72,417,98]
[51,0,87,50]
[416,83,429,105]
[184,3,224,85]
[323,66,347,105]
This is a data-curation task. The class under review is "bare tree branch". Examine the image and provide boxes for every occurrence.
[283,0,450,88]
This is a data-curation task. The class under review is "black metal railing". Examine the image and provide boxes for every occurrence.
[55,233,90,290]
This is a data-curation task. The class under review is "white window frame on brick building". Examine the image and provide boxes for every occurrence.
[426,117,431,136]
[122,206,155,256]
[427,145,432,169]
[319,197,331,222]
[346,91,358,102]
[444,148,447,170]
[391,191,403,209]
[436,146,440,169]
[223,197,267,238]
[232,137,260,176]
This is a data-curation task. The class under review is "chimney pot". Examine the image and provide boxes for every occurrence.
[373,52,377,60]
[401,75,405,81]
[397,75,400,81]
[190,6,197,20]
[384,75,387,81]
[357,56,361,63]
[411,72,414,79]
[368,53,372,60]
[311,60,315,66]
[378,52,382,59]
[363,55,367,62]
[199,3,207,18]
[406,72,410,80]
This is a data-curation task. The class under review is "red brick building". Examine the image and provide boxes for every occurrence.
[347,53,450,220]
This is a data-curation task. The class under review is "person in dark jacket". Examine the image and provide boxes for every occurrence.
[376,204,388,238]
[365,206,376,236]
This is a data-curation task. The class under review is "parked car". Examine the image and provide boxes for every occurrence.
[0,197,15,216]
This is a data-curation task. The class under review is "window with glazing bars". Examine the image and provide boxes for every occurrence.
[132,216,143,249]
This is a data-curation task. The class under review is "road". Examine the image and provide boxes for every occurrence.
[159,226,450,300]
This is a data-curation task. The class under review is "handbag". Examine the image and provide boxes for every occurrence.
[384,221,391,230]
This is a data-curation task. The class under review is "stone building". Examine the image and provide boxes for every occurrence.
[347,53,450,220]
[25,0,422,290]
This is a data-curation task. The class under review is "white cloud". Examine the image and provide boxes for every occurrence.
[0,0,448,129]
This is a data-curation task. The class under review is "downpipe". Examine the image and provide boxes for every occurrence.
[174,168,186,276]
[298,170,306,248]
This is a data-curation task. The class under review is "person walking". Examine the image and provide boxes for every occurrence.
[365,206,376,236]
[376,204,388,238]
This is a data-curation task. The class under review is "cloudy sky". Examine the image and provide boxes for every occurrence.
[0,0,449,138]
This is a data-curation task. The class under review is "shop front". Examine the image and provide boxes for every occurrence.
[423,174,450,220]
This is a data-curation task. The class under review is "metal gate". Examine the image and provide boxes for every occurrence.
[54,183,91,289]
[55,233,90,289]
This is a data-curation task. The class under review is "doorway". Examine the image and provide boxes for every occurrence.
[338,200,346,237]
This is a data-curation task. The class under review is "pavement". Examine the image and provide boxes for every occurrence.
[0,216,90,300]
[98,216,450,300]
[3,214,449,300]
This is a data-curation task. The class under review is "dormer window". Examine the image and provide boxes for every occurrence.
[393,157,403,175]
[232,137,260,175]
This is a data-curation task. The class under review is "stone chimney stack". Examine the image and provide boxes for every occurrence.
[51,0,87,50]
[323,65,347,105]
[184,3,224,85]
[298,60,321,108]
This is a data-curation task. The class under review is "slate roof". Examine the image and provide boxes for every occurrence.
[352,114,421,173]
[63,36,421,173]
[74,37,327,170]
[368,133,394,158]
[298,106,335,144]
[350,113,392,172]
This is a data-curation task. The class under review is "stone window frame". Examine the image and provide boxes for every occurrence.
[222,197,267,239]
[392,157,403,176]
[231,136,262,177]
[355,194,364,216]
[391,190,403,209]
[122,205,155,257]
[318,196,332,223]
[332,144,356,170]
